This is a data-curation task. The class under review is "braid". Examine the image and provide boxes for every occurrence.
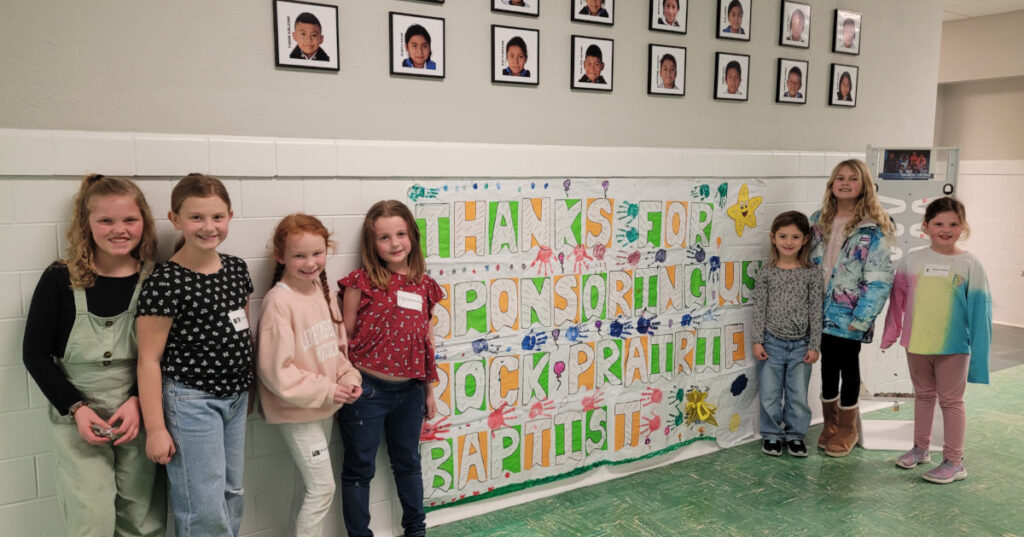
[271,262,285,288]
[319,271,342,324]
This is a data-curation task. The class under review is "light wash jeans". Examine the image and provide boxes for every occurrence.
[278,418,336,537]
[757,333,812,442]
[163,379,248,537]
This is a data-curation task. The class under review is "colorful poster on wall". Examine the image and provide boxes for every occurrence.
[410,178,767,509]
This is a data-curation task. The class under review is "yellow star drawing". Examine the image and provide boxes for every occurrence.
[725,183,762,237]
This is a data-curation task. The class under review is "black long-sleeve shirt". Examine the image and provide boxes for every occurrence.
[22,262,139,415]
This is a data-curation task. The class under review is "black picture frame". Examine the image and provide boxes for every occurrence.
[832,9,861,55]
[716,0,750,41]
[389,12,446,78]
[571,35,614,91]
[776,58,808,104]
[273,0,340,71]
[779,1,810,48]
[829,63,858,107]
[492,25,540,85]
[714,52,749,101]
[648,44,686,96]
[492,0,540,16]
[649,0,687,34]
[572,0,614,26]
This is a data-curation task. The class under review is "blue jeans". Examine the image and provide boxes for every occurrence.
[163,379,248,537]
[337,376,426,537]
[757,333,812,442]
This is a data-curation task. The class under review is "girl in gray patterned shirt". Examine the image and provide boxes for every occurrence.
[751,211,823,458]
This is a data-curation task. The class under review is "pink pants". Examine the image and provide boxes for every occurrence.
[907,352,970,463]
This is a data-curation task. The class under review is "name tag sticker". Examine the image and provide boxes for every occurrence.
[309,440,329,464]
[396,290,423,311]
[228,309,249,332]
[923,264,951,278]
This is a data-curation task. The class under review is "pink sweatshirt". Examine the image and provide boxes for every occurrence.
[257,281,361,424]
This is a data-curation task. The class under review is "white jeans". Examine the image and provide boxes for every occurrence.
[278,418,336,537]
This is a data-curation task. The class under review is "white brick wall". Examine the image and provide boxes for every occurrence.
[0,127,879,536]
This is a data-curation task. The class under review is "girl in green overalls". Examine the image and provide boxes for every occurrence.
[23,174,166,537]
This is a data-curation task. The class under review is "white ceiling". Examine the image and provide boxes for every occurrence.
[943,0,1024,20]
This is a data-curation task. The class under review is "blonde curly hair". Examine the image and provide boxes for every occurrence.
[819,159,895,240]
[62,174,157,288]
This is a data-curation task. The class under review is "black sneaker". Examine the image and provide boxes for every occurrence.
[762,439,783,456]
[787,439,808,457]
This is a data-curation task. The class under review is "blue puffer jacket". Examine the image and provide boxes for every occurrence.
[809,210,894,343]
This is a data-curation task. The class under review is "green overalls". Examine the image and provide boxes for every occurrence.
[49,277,166,537]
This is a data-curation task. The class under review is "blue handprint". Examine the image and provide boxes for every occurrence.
[685,244,706,263]
[407,184,440,202]
[608,316,634,339]
[521,329,549,351]
[636,311,661,335]
[471,335,501,355]
[679,313,693,327]
[563,324,590,343]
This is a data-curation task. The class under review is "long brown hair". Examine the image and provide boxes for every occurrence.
[170,173,232,252]
[819,159,895,241]
[769,211,813,268]
[62,174,157,288]
[361,200,426,290]
[270,213,341,324]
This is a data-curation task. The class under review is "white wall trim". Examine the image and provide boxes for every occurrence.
[0,128,863,179]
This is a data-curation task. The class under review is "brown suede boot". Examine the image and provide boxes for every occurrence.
[825,403,859,457]
[817,395,840,449]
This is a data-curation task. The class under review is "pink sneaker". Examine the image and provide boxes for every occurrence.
[895,446,931,469]
[922,459,967,484]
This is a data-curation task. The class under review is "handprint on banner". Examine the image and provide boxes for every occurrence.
[640,414,662,444]
[487,402,517,435]
[407,184,440,202]
[617,201,640,224]
[571,243,593,273]
[581,389,605,412]
[616,227,640,247]
[529,398,556,419]
[520,328,548,351]
[608,316,634,339]
[636,310,661,335]
[420,416,451,441]
[685,243,706,263]
[615,249,642,268]
[531,245,554,275]
[645,248,668,267]
[563,323,589,343]
[715,183,729,209]
[640,386,663,407]
[708,255,722,300]
[690,183,711,200]
[471,334,501,355]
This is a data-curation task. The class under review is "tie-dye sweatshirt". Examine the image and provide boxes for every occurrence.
[881,248,992,384]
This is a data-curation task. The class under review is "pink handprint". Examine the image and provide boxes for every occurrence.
[640,414,662,443]
[529,398,555,419]
[531,246,554,275]
[420,416,451,441]
[487,402,517,435]
[581,389,605,412]
[571,243,593,273]
[641,387,663,407]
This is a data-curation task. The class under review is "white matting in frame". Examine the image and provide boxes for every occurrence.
[776,58,807,104]
[493,0,539,16]
[649,44,685,96]
[779,1,809,48]
[273,0,339,71]
[572,0,614,25]
[390,12,445,78]
[830,63,858,107]
[714,52,749,101]
[571,35,613,91]
[650,0,687,34]
[833,9,861,55]
[717,0,750,41]
[492,26,539,85]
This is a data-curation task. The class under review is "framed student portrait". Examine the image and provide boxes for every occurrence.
[776,58,807,104]
[717,0,750,41]
[389,12,446,79]
[833,9,861,54]
[648,44,685,96]
[492,26,540,85]
[493,0,539,17]
[650,0,687,34]
[779,1,810,48]
[273,0,340,71]
[572,0,614,26]
[571,35,613,91]
[714,52,749,101]
[829,63,858,107]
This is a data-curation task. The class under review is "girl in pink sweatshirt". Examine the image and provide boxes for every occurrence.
[257,214,362,537]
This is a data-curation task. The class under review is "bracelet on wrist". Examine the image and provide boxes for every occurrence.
[68,401,87,417]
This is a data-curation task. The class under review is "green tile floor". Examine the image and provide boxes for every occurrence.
[431,362,1024,537]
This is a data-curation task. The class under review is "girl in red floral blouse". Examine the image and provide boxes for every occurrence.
[336,200,441,537]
